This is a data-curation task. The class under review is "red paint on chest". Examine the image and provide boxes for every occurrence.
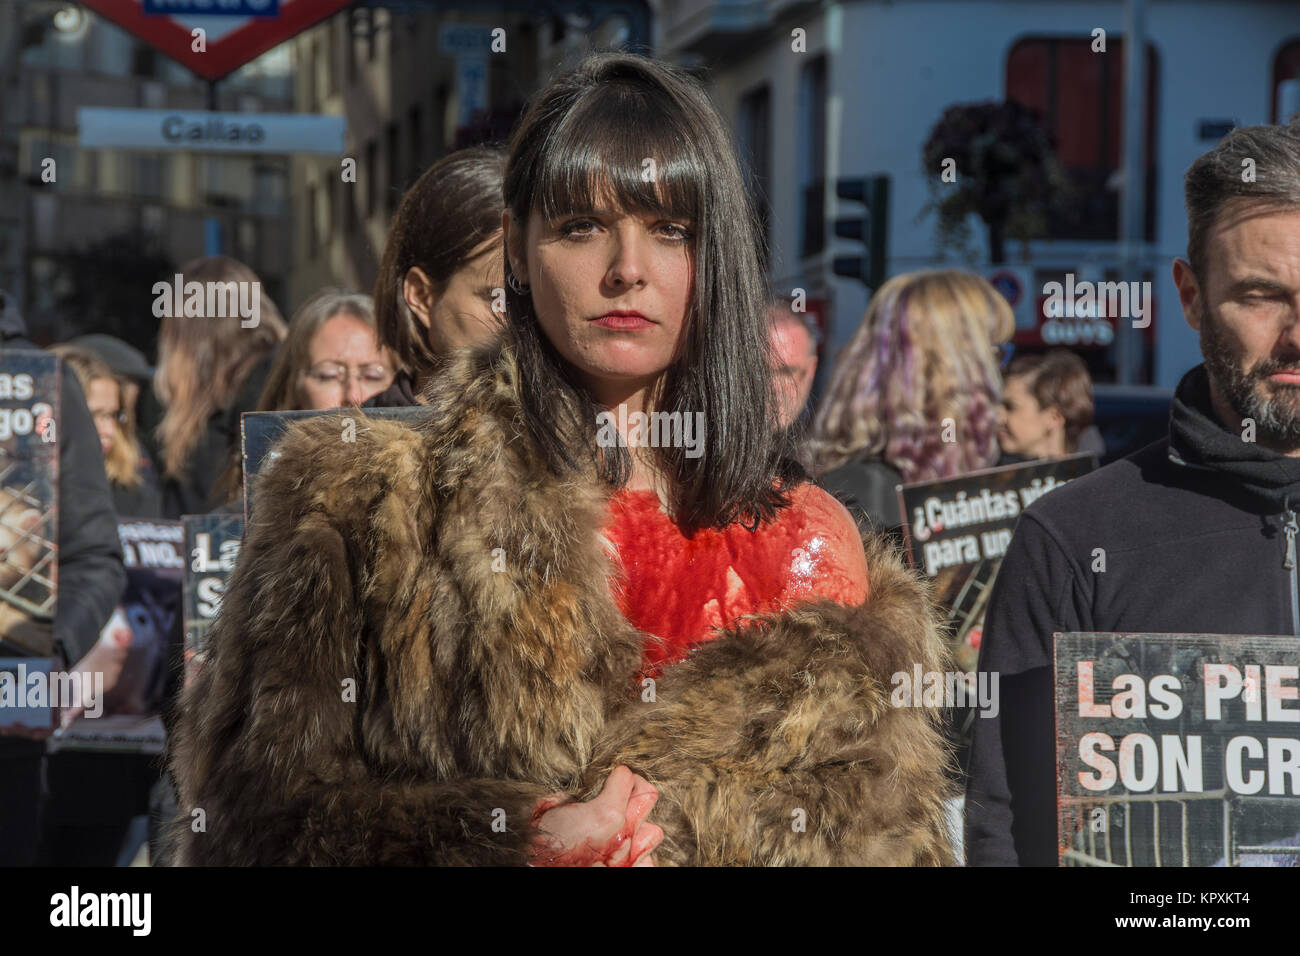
[604,486,869,673]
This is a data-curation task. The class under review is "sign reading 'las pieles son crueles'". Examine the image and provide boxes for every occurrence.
[1056,631,1300,867]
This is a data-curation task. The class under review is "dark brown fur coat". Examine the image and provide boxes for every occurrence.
[167,342,956,866]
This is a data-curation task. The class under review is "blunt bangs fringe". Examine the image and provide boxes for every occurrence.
[530,80,703,229]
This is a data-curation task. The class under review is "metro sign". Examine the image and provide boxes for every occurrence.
[79,0,353,81]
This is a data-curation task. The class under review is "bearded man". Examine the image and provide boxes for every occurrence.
[966,119,1300,865]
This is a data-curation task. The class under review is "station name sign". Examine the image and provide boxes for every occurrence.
[77,108,344,154]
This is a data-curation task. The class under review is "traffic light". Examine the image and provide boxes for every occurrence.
[832,175,889,289]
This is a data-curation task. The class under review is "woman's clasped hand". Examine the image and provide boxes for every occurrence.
[529,766,663,867]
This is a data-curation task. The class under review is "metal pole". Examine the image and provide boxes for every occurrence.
[1117,0,1148,385]
[206,77,219,111]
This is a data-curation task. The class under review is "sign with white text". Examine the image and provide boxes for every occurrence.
[1056,632,1300,867]
[81,0,351,81]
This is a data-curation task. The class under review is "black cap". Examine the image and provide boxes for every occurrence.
[68,334,154,381]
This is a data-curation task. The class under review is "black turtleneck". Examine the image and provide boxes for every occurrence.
[966,363,1300,867]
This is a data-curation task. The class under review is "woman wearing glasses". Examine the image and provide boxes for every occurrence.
[209,291,394,505]
[254,290,394,412]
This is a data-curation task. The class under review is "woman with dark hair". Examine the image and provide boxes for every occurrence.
[168,53,953,867]
[153,256,286,518]
[368,146,506,406]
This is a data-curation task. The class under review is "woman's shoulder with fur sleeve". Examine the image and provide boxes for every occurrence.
[251,411,436,531]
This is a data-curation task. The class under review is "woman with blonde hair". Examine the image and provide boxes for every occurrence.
[808,269,1014,535]
[153,256,286,518]
[50,344,161,518]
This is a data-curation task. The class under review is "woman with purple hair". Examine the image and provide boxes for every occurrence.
[807,269,1014,537]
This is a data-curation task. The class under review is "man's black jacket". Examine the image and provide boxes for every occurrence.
[0,291,125,665]
[966,363,1300,865]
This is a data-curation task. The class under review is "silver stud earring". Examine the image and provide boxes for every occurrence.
[507,271,530,295]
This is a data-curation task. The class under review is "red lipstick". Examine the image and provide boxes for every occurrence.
[592,311,653,330]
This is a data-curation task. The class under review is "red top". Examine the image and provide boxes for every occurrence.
[604,483,871,673]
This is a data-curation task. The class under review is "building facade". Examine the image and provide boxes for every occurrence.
[2,1,294,348]
[659,0,1300,388]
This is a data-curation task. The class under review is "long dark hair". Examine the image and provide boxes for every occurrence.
[374,145,506,384]
[502,52,801,532]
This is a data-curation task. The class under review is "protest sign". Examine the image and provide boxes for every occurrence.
[0,351,59,659]
[897,454,1095,672]
[1056,631,1300,867]
[49,518,184,754]
[182,513,243,687]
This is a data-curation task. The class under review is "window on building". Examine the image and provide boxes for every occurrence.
[345,10,357,82]
[434,82,450,155]
[306,37,320,111]
[1273,38,1300,122]
[386,123,400,213]
[326,175,337,241]
[134,155,165,200]
[238,219,258,265]
[140,205,165,248]
[325,24,338,97]
[1006,36,1158,241]
[365,139,378,218]
[409,105,424,183]
[798,56,827,258]
[307,182,320,260]
[346,173,357,233]
[737,84,772,259]
[131,44,157,79]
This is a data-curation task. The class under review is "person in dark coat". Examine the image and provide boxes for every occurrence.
[966,119,1300,866]
[0,289,126,865]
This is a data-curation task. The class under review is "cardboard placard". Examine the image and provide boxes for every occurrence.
[1055,631,1300,867]
[50,518,183,753]
[897,454,1096,672]
[182,513,243,687]
[0,350,59,658]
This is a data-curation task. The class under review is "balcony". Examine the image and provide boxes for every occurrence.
[661,0,818,60]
